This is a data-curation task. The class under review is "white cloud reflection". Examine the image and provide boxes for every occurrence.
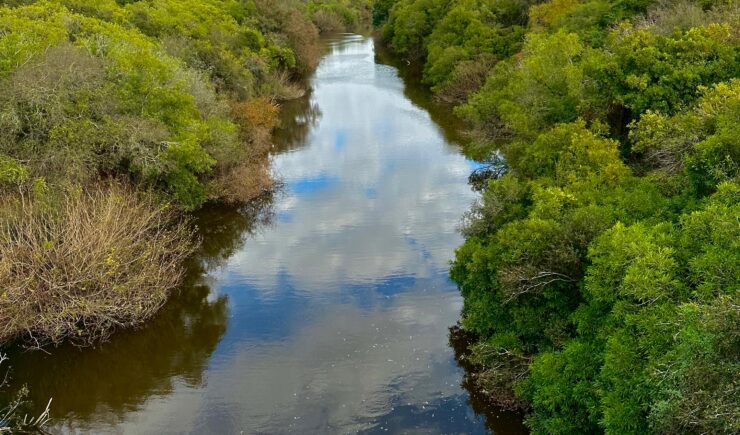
[226,35,477,293]
[81,35,492,434]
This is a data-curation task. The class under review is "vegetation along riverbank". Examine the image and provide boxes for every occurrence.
[0,0,737,433]
[375,0,738,433]
[0,0,370,348]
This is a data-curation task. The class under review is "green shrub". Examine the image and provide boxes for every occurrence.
[436,4,739,433]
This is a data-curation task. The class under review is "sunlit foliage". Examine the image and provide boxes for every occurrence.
[0,0,323,210]
[376,0,740,433]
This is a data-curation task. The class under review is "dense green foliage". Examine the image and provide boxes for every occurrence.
[378,0,739,433]
[380,0,537,102]
[0,0,326,210]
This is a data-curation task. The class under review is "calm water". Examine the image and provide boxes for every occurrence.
[5,34,526,434]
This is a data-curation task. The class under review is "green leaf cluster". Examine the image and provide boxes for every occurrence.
[0,0,322,209]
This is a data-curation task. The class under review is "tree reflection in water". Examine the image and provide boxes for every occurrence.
[3,196,275,431]
[272,86,323,155]
[449,326,529,435]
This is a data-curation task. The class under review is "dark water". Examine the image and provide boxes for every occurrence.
[5,34,526,434]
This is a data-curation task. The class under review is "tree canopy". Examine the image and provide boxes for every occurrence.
[377,0,739,433]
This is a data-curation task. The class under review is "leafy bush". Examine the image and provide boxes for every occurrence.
[381,0,450,59]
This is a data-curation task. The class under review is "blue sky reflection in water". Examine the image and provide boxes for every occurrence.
[8,34,527,434]
[196,35,485,433]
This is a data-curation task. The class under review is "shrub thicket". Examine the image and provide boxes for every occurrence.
[0,184,194,346]
[306,0,373,33]
[377,1,739,433]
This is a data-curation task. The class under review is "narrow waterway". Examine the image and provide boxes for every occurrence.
[7,34,526,434]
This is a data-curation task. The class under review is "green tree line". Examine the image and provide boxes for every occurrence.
[376,1,738,433]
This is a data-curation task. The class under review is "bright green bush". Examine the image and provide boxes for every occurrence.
[631,80,740,195]
[0,0,326,210]
[426,1,740,433]
[424,0,527,97]
[459,30,591,139]
[0,4,220,208]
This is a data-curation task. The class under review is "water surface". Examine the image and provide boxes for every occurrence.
[7,34,526,434]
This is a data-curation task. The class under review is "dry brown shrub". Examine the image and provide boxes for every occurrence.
[251,0,320,73]
[0,183,195,347]
[231,96,280,158]
[204,97,280,204]
[232,97,280,135]
[259,70,306,101]
[208,160,275,204]
[284,9,321,71]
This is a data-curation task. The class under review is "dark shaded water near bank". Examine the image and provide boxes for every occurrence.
[5,34,526,434]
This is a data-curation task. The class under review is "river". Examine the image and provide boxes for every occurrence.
[6,34,526,434]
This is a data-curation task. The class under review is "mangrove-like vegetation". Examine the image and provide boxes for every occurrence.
[376,0,738,433]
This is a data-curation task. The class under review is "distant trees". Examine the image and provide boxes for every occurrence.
[306,0,373,33]
[377,0,739,433]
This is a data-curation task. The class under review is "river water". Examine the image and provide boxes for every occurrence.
[6,34,526,434]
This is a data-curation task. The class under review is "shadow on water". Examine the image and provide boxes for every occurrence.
[272,87,323,155]
[373,38,471,150]
[1,196,275,430]
[449,326,529,435]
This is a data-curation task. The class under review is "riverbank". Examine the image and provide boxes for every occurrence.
[0,0,311,348]
[375,1,739,433]
[0,0,380,349]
